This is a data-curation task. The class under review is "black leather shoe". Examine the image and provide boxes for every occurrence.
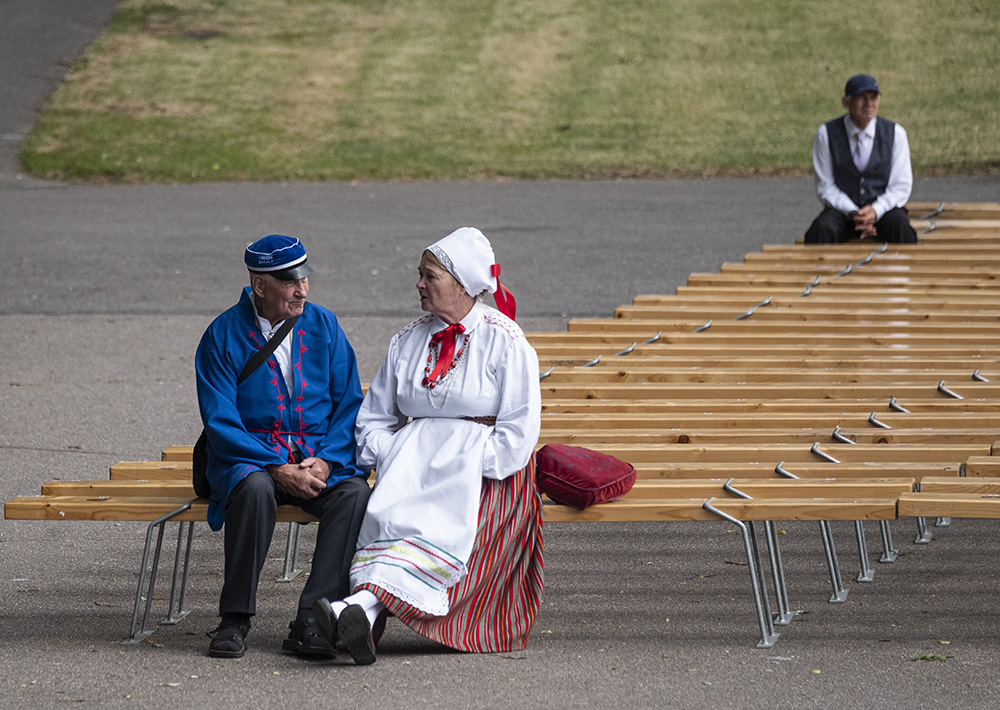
[311,597,340,645]
[338,604,377,666]
[207,616,251,658]
[282,617,336,658]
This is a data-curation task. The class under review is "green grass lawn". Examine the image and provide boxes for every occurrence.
[22,0,1000,183]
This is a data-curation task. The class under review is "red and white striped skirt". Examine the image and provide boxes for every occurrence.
[359,455,544,653]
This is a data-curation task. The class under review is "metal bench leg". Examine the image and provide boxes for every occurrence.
[704,499,780,649]
[124,518,167,644]
[914,516,932,544]
[936,517,951,527]
[123,502,193,645]
[163,521,194,625]
[819,521,848,602]
[854,521,875,582]
[764,521,797,626]
[277,522,303,582]
[879,521,898,563]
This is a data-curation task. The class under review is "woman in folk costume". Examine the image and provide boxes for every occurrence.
[313,227,543,664]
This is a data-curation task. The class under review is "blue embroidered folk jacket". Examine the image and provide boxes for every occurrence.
[195,287,368,530]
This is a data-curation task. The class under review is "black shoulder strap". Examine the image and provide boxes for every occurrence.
[237,314,300,385]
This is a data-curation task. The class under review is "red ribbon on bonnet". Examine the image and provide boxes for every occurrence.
[491,264,516,320]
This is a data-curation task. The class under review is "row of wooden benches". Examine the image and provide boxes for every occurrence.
[7,444,1000,648]
[7,199,1000,649]
[530,199,1000,644]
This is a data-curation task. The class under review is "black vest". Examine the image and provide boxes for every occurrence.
[825,115,895,207]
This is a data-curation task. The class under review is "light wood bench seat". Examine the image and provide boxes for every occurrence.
[612,306,1000,324]
[42,479,196,496]
[540,399,1000,415]
[564,318,1000,336]
[143,443,996,469]
[668,285,1000,300]
[964,457,1000,476]
[530,332,1000,348]
[4,495,316,523]
[622,478,914,500]
[542,497,900,523]
[720,261,1000,278]
[539,428,1000,446]
[22,476,915,521]
[536,346,1000,367]
[626,462,959,480]
[685,273,1000,288]
[539,355,1000,370]
[906,201,1000,219]
[7,468,918,650]
[537,367,998,385]
[111,460,191,479]
[539,381,999,401]
[577,443,987,464]
[917,476,1000,494]
[898,492,1000,519]
[108,457,965,482]
[541,412,1000,429]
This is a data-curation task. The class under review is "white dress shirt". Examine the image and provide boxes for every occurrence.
[812,114,913,221]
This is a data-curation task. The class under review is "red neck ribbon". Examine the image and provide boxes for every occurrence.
[491,264,516,320]
[427,322,466,384]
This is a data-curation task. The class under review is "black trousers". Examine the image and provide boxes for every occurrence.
[804,206,917,244]
[218,470,371,617]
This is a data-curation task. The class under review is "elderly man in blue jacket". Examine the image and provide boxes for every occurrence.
[805,74,917,244]
[196,234,371,659]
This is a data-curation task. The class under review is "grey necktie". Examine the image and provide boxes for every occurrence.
[853,133,869,172]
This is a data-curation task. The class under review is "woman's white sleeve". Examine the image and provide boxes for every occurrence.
[481,337,541,480]
[354,342,406,470]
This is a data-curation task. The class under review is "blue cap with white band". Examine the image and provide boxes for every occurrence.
[245,234,313,280]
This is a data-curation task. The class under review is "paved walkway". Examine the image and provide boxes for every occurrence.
[3,2,1000,708]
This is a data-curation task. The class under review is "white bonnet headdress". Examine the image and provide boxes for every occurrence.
[426,227,516,319]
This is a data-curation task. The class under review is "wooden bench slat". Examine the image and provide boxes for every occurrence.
[538,429,1000,446]
[625,478,914,499]
[42,480,195,497]
[918,477,1000,494]
[964,457,1000,476]
[542,497,899,523]
[540,383,998,402]
[4,496,315,523]
[541,400,1000,415]
[538,368,998,385]
[898,491,1000,519]
[542,412,1000,429]
[572,443,987,464]
[631,462,959,479]
[111,460,191,479]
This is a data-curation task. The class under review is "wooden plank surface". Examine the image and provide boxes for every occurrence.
[542,497,899,523]
[3,496,316,523]
[898,492,1000,519]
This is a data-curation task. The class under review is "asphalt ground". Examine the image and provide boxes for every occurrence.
[2,1,1000,708]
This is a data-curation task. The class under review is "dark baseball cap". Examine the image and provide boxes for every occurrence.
[845,74,880,97]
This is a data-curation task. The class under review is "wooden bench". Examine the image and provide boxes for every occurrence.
[898,476,1000,519]
[6,468,915,649]
[5,478,318,644]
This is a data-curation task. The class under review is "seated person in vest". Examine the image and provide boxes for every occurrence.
[195,234,371,659]
[805,74,917,244]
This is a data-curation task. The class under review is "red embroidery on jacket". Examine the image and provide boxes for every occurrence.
[294,328,307,431]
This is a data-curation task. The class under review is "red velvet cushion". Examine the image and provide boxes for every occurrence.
[536,443,637,510]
